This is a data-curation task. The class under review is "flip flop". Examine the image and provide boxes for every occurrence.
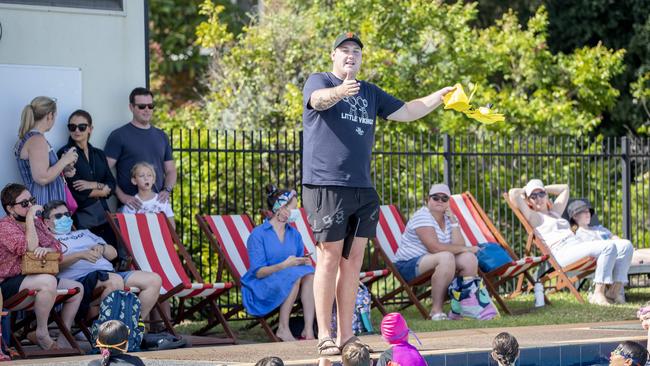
[317,337,340,356]
[339,335,373,353]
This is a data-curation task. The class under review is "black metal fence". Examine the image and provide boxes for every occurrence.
[168,130,650,307]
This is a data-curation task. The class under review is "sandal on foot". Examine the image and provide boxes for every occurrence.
[430,312,449,321]
[339,335,373,353]
[317,337,341,356]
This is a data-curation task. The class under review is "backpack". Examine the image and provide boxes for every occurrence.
[331,282,373,337]
[91,290,144,352]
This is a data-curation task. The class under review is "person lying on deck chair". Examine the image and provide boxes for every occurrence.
[43,200,162,321]
[509,179,633,306]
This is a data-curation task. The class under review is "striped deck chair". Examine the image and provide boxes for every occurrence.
[503,193,597,303]
[373,205,435,319]
[289,208,390,315]
[449,192,550,314]
[4,287,82,358]
[196,213,287,342]
[108,212,236,345]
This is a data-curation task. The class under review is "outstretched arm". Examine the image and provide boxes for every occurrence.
[387,86,455,122]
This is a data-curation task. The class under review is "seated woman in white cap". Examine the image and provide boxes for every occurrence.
[509,180,631,305]
[393,183,479,320]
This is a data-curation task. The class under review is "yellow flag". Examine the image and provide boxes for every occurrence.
[442,83,505,124]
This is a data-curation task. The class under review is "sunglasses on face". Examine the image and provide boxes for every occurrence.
[67,123,89,132]
[51,212,71,219]
[528,191,547,200]
[13,197,36,208]
[611,349,642,366]
[429,194,450,202]
[134,103,155,110]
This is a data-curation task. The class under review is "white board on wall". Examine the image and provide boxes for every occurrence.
[0,64,82,195]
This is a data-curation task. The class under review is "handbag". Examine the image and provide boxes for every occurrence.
[63,180,78,215]
[75,200,107,229]
[447,276,499,320]
[21,252,60,275]
[476,242,513,273]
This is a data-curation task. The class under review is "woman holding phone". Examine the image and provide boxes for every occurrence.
[15,97,78,205]
[241,185,315,342]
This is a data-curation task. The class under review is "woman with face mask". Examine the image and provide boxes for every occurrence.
[240,184,316,342]
[0,183,83,350]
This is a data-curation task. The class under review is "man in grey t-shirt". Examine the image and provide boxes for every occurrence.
[302,32,454,355]
[105,87,177,210]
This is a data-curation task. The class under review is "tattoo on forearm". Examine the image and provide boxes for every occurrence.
[313,88,342,111]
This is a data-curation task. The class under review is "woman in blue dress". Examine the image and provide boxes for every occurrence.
[241,185,315,342]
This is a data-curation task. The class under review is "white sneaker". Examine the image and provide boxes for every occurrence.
[430,313,449,321]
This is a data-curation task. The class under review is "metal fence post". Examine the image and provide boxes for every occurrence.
[443,134,453,191]
[621,136,631,240]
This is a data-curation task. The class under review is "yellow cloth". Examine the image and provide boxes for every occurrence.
[442,83,505,124]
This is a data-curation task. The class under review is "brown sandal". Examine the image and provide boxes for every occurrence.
[317,337,341,356]
[339,335,373,353]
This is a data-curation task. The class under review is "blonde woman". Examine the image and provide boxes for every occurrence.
[15,96,78,205]
[509,179,628,305]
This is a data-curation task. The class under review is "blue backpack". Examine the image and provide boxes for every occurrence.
[91,290,144,352]
[331,283,374,336]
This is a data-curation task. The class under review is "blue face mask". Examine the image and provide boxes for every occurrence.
[287,209,300,224]
[53,215,74,234]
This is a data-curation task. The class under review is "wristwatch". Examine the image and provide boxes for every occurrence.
[164,186,173,193]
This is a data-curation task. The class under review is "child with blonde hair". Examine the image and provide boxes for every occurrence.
[121,162,175,229]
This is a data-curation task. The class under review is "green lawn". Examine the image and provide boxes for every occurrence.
[175,289,650,342]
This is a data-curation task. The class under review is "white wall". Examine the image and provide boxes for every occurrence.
[0,1,146,189]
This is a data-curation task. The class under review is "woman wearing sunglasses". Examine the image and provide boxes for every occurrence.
[0,183,83,350]
[509,179,627,306]
[15,96,79,205]
[57,110,117,247]
[393,183,479,321]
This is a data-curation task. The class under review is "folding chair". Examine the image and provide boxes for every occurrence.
[289,208,389,315]
[4,287,82,358]
[196,213,287,342]
[373,205,437,319]
[503,193,597,303]
[108,212,236,345]
[449,192,550,314]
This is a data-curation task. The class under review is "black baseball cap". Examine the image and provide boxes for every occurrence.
[333,32,364,49]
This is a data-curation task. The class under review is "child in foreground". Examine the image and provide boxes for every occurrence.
[491,332,519,366]
[121,162,175,229]
[376,312,426,366]
[88,320,144,366]
[319,342,372,366]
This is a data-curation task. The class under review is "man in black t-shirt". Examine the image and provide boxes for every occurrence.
[303,32,454,355]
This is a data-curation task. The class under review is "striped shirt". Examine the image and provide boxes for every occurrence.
[395,206,452,262]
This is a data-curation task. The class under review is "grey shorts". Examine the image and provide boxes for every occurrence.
[302,185,380,250]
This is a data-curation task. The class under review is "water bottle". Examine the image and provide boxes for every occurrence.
[534,281,545,307]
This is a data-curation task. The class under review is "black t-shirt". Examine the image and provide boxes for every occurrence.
[87,354,145,366]
[302,72,404,187]
[104,123,173,196]
[57,138,116,210]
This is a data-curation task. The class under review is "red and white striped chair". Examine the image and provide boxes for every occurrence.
[374,205,437,319]
[503,192,597,304]
[196,213,288,342]
[108,212,236,345]
[289,208,389,314]
[449,192,550,314]
[4,287,82,358]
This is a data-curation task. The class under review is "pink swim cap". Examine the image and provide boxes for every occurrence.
[381,312,410,344]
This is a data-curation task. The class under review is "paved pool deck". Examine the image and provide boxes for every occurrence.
[8,320,648,366]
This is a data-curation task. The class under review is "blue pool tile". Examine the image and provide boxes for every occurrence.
[446,352,468,366]
[560,345,582,366]
[539,346,561,366]
[580,343,600,365]
[519,347,540,366]
[426,354,446,366]
[467,351,490,366]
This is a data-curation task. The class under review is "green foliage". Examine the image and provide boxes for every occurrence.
[193,0,624,136]
[632,72,650,134]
